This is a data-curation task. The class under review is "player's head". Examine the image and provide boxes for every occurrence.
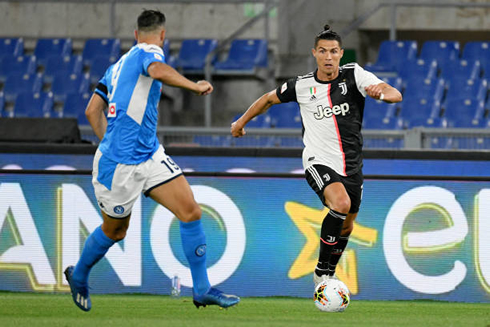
[312,24,344,79]
[135,9,166,46]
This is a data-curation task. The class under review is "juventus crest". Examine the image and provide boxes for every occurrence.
[339,82,347,95]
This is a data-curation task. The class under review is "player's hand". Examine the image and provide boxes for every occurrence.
[195,80,213,95]
[231,121,246,137]
[365,84,384,100]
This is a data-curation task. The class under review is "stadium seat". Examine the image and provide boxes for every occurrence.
[232,135,274,147]
[444,78,487,103]
[51,72,90,102]
[268,102,301,128]
[0,38,23,59]
[403,77,445,103]
[380,76,403,91]
[363,115,403,130]
[34,38,72,66]
[44,55,83,83]
[398,59,438,81]
[82,38,121,67]
[279,136,303,147]
[419,40,460,67]
[462,41,489,65]
[481,60,490,79]
[442,98,485,128]
[2,73,43,101]
[232,113,271,128]
[12,91,54,118]
[439,59,481,81]
[0,55,37,82]
[364,97,398,121]
[365,40,418,73]
[399,98,443,128]
[89,56,117,85]
[174,39,218,73]
[363,136,404,149]
[214,39,268,74]
[62,92,91,125]
[193,135,232,147]
[0,92,4,117]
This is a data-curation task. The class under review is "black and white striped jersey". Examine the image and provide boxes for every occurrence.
[276,63,383,176]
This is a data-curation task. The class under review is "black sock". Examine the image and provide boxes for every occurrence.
[328,236,349,276]
[315,209,346,276]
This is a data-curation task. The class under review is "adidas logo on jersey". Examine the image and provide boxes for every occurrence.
[310,94,317,101]
[313,103,350,120]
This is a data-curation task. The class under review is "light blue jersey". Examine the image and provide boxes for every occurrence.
[95,43,166,164]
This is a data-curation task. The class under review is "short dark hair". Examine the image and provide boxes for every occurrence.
[137,9,166,32]
[314,24,342,48]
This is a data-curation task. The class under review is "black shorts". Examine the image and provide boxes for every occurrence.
[305,165,363,214]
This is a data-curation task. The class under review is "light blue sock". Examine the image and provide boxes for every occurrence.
[180,220,211,296]
[72,225,115,285]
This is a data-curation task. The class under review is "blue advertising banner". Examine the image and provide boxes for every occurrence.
[0,173,489,302]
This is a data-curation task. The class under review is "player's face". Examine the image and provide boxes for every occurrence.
[312,40,343,79]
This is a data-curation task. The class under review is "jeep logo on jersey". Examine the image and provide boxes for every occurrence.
[313,103,350,120]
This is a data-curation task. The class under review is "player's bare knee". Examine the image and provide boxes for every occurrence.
[179,204,202,223]
[330,198,351,214]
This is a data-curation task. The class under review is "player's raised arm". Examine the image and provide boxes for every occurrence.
[85,93,108,140]
[147,62,213,95]
[364,82,402,103]
[231,89,281,137]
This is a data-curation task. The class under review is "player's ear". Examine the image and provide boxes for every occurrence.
[340,48,344,59]
[311,48,316,57]
[134,30,138,42]
[160,29,166,42]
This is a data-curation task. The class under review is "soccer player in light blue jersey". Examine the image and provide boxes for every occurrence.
[64,9,239,311]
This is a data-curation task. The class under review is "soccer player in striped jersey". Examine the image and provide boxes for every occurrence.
[64,9,239,311]
[231,24,402,286]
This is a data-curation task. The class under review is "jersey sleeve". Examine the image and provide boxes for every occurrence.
[94,67,111,104]
[353,63,385,97]
[142,50,166,76]
[276,78,297,103]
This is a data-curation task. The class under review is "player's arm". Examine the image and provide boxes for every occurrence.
[147,62,212,95]
[231,89,281,137]
[364,82,402,103]
[85,94,108,140]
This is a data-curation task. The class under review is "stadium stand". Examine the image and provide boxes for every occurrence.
[193,135,232,147]
[44,55,83,83]
[34,38,72,66]
[403,77,445,103]
[419,40,461,67]
[232,112,271,128]
[268,102,301,128]
[50,72,90,102]
[82,38,121,67]
[444,78,488,103]
[399,98,444,128]
[12,91,54,118]
[174,39,218,73]
[462,41,490,65]
[62,92,91,125]
[89,56,117,86]
[0,55,37,82]
[363,115,403,130]
[0,38,24,59]
[364,96,398,122]
[364,40,418,73]
[0,92,4,117]
[214,39,268,74]
[397,59,438,81]
[438,59,481,81]
[2,73,43,102]
[442,98,486,128]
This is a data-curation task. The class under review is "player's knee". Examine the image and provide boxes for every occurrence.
[330,197,351,214]
[341,221,354,236]
[105,226,128,242]
[179,204,202,223]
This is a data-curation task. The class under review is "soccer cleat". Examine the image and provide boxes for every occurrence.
[64,266,91,312]
[313,272,330,287]
[193,287,240,309]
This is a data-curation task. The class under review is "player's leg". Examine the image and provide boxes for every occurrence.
[306,165,350,285]
[327,171,363,277]
[145,148,239,308]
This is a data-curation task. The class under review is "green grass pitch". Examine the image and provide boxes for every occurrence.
[0,292,489,327]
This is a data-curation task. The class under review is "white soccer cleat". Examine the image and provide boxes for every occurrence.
[313,273,329,287]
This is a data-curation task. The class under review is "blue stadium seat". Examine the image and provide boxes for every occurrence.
[51,72,90,102]
[279,136,303,147]
[214,39,268,74]
[232,135,274,147]
[364,97,398,121]
[268,102,301,128]
[363,115,403,130]
[398,59,438,81]
[2,73,43,101]
[399,98,443,128]
[232,113,271,128]
[439,59,481,81]
[175,39,218,72]
[193,135,232,147]
[403,77,445,103]
[0,55,37,82]
[419,41,460,66]
[0,38,23,58]
[365,40,417,73]
[62,92,91,125]
[444,78,487,103]
[481,60,490,79]
[34,38,72,66]
[44,55,83,83]
[380,76,403,91]
[13,91,54,118]
[442,98,485,127]
[89,56,117,85]
[462,41,490,65]
[0,92,4,117]
[82,38,121,67]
